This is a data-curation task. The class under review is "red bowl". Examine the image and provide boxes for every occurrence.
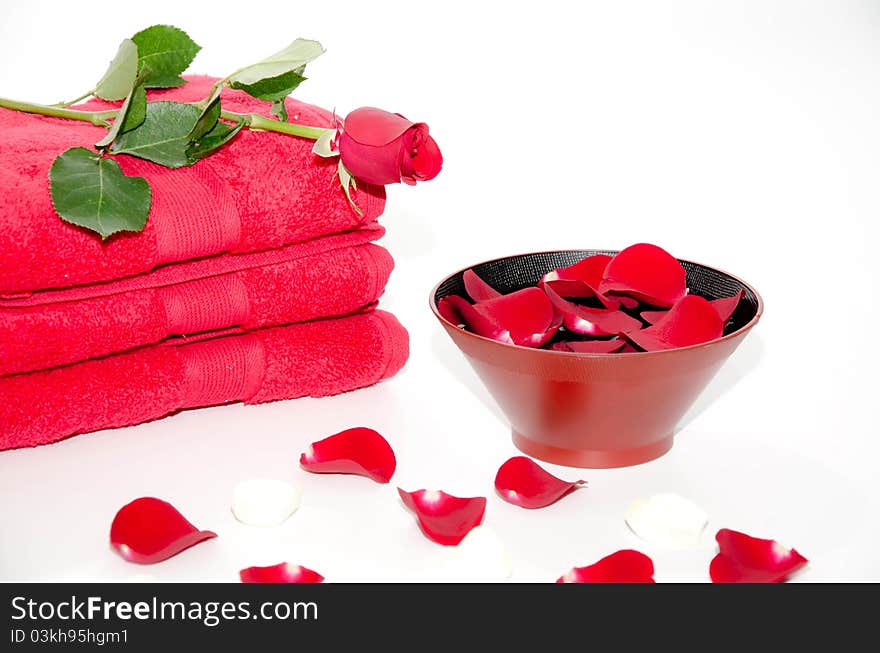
[430,249,763,468]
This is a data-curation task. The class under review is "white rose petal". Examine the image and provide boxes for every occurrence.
[231,478,302,527]
[625,493,708,549]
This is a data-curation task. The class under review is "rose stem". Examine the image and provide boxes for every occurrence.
[0,97,115,127]
[220,110,326,140]
[0,97,329,141]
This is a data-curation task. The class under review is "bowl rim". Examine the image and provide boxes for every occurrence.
[428,248,765,358]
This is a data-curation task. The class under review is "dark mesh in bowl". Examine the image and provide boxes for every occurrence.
[433,250,760,336]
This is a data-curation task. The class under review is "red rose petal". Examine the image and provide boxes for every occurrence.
[543,284,642,337]
[463,269,502,302]
[550,339,627,354]
[541,280,620,310]
[624,295,723,351]
[710,529,808,583]
[438,294,501,334]
[453,296,515,343]
[110,497,217,565]
[494,456,586,509]
[542,254,611,288]
[437,295,465,325]
[616,295,640,310]
[557,550,655,583]
[239,563,324,584]
[400,124,443,184]
[540,279,595,298]
[409,130,443,183]
[641,289,745,326]
[300,427,396,484]
[541,255,618,310]
[343,107,413,146]
[599,243,687,308]
[711,289,745,324]
[440,289,560,347]
[639,308,667,325]
[398,488,487,546]
[473,287,560,347]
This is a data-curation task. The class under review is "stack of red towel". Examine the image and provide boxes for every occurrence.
[0,78,409,451]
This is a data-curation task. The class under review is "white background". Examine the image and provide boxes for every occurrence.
[1,0,878,582]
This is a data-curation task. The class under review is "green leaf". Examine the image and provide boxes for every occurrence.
[49,147,152,240]
[228,38,323,86]
[95,82,145,148]
[337,159,363,216]
[131,25,201,89]
[269,99,288,122]
[111,101,201,168]
[229,69,307,103]
[188,86,222,142]
[94,39,139,101]
[186,119,245,161]
[120,85,147,133]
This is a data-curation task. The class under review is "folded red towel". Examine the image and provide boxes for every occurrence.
[0,76,385,295]
[0,310,408,451]
[0,233,393,376]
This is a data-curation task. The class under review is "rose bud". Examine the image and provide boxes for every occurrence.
[338,107,442,186]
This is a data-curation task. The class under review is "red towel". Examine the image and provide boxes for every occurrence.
[0,231,393,376]
[0,310,409,451]
[0,76,385,295]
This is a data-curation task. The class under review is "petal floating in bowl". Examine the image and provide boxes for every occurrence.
[462,269,502,302]
[437,295,466,325]
[639,308,667,325]
[599,243,687,308]
[465,287,560,347]
[110,497,217,565]
[540,253,619,310]
[239,562,324,584]
[615,295,641,310]
[557,550,655,583]
[398,488,487,546]
[540,279,620,309]
[641,289,745,326]
[543,284,642,337]
[438,294,507,339]
[710,529,808,583]
[624,295,723,351]
[710,289,746,324]
[300,427,396,484]
[542,254,611,288]
[474,287,559,347]
[494,456,586,509]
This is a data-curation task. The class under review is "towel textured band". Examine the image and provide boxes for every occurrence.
[0,311,409,451]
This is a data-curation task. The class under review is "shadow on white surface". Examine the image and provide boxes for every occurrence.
[678,331,765,431]
[429,330,505,423]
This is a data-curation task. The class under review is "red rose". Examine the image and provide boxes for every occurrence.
[338,107,442,186]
